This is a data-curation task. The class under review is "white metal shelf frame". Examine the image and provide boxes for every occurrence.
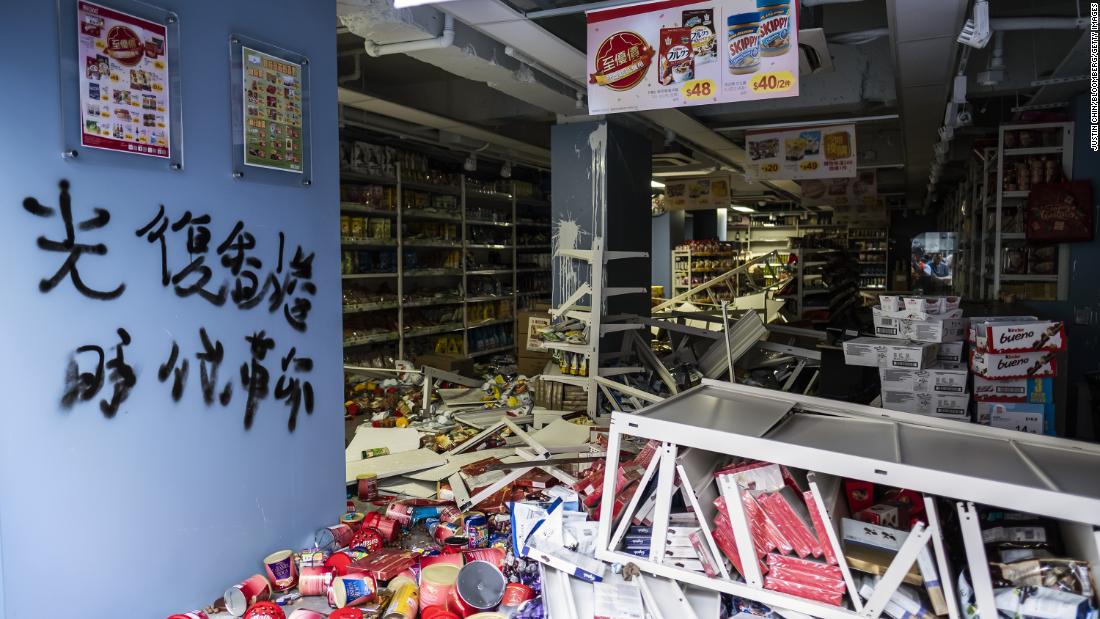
[595,379,1100,619]
[991,122,1073,300]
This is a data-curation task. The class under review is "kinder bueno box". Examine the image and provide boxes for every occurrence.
[979,321,1065,353]
[937,341,966,364]
[880,341,940,370]
[975,401,1054,435]
[842,337,897,367]
[970,350,1057,379]
[967,316,1037,344]
[879,362,968,395]
[881,391,970,421]
[973,376,1053,403]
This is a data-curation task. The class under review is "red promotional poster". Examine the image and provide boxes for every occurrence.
[1025,181,1094,242]
[77,1,170,157]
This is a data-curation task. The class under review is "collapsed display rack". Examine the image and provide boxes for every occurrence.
[594,380,1100,619]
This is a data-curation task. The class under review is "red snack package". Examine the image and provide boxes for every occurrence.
[767,554,843,579]
[713,511,768,579]
[714,496,773,556]
[845,479,875,513]
[764,577,845,606]
[801,490,838,565]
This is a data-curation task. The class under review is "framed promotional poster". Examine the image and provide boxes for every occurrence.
[77,1,169,157]
[229,35,312,186]
[57,0,182,169]
[746,124,857,181]
[586,0,800,115]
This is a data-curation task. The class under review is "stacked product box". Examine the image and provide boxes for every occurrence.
[969,317,1062,435]
[844,296,972,422]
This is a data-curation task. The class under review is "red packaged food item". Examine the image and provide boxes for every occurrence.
[856,502,909,529]
[882,489,926,518]
[632,440,661,468]
[713,511,768,578]
[802,490,838,565]
[352,549,417,582]
[689,529,721,578]
[767,554,843,579]
[765,577,845,605]
[657,27,694,86]
[758,489,822,559]
[844,479,875,513]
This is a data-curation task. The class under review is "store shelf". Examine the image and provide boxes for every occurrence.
[468,344,516,357]
[404,268,462,277]
[516,220,551,227]
[340,203,397,217]
[1003,146,1063,156]
[403,297,464,308]
[343,301,399,314]
[341,237,397,248]
[343,272,398,280]
[403,239,461,248]
[466,243,513,250]
[539,341,593,355]
[1003,190,1031,199]
[1000,274,1058,282]
[466,219,513,227]
[515,267,551,273]
[516,290,551,298]
[402,180,461,195]
[466,190,513,202]
[404,323,465,338]
[1000,233,1027,240]
[340,171,397,185]
[401,210,462,222]
[468,317,515,329]
[516,196,550,207]
[517,244,551,250]
[466,295,512,303]
[343,332,400,346]
[467,268,514,275]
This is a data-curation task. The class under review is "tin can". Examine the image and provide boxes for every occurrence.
[420,563,460,610]
[385,501,414,525]
[439,505,462,524]
[326,551,353,576]
[328,610,367,619]
[466,614,506,619]
[460,548,504,571]
[384,582,419,619]
[363,511,398,541]
[350,526,384,553]
[501,584,534,611]
[451,561,506,618]
[168,612,209,619]
[462,512,489,548]
[332,572,379,608]
[316,524,355,551]
[224,574,272,616]
[287,610,327,619]
[422,606,461,619]
[263,549,298,591]
[429,521,458,544]
[420,553,464,569]
[358,473,379,501]
[443,535,469,554]
[341,512,366,529]
[243,602,286,619]
[727,13,761,75]
[298,566,335,597]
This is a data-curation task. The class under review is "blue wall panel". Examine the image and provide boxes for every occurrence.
[0,1,342,617]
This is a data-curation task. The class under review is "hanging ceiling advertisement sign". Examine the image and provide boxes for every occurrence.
[586,0,800,115]
[801,169,879,213]
[746,123,856,180]
[665,176,731,210]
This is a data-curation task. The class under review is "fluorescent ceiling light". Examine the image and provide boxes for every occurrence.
[394,0,459,7]
[730,205,756,213]
[650,180,665,188]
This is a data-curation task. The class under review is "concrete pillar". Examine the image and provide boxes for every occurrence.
[550,120,652,324]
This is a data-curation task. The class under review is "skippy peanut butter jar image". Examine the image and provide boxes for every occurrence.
[585,0,799,115]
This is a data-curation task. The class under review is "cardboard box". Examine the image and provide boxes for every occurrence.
[967,316,1037,344]
[417,353,475,377]
[880,341,940,370]
[936,341,966,364]
[879,362,968,394]
[872,308,966,343]
[970,350,1057,379]
[518,356,552,377]
[519,310,550,352]
[975,401,1054,435]
[973,376,1053,403]
[978,320,1065,353]
[842,337,897,367]
[881,391,970,420]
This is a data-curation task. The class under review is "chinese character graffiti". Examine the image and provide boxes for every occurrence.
[240,330,275,430]
[61,328,136,418]
[22,180,125,300]
[197,328,233,407]
[275,347,314,432]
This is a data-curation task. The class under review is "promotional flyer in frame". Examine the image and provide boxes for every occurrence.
[586,0,799,114]
[243,47,304,172]
[77,1,169,157]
